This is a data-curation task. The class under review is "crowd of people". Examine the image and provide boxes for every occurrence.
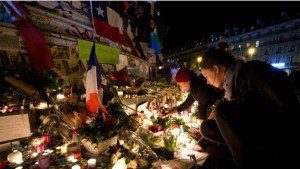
[164,47,300,169]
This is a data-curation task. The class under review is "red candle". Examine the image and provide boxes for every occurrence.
[74,152,82,159]
[43,135,51,143]
[35,144,45,154]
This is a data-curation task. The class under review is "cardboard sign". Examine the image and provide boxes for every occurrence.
[77,39,120,64]
[0,114,31,143]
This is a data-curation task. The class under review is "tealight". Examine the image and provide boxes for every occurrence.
[56,94,65,100]
[72,164,81,169]
[15,166,23,169]
[31,152,38,158]
[117,91,123,97]
[87,158,96,167]
[37,102,48,109]
[171,128,180,136]
[34,144,45,154]
[44,149,54,154]
[43,135,51,143]
[67,154,78,163]
[61,144,68,155]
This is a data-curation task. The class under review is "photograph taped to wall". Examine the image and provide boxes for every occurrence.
[101,63,115,73]
[50,45,69,59]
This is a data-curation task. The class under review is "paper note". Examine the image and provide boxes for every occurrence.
[0,114,31,143]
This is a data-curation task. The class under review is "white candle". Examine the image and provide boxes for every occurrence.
[87,158,96,167]
[56,94,65,100]
[7,150,23,165]
[117,91,123,97]
[37,102,48,109]
[72,164,81,169]
[171,128,180,136]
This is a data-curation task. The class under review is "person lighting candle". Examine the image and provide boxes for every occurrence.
[163,68,221,125]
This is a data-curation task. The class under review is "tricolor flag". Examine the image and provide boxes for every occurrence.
[90,1,142,58]
[3,1,53,75]
[86,43,108,117]
[90,1,125,45]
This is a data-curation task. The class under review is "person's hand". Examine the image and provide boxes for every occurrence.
[162,109,178,119]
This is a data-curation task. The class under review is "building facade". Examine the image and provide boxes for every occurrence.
[208,17,300,74]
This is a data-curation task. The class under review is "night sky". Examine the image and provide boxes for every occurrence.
[159,1,300,51]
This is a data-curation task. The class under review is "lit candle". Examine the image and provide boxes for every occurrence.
[87,158,96,168]
[171,128,180,136]
[56,94,65,101]
[43,135,51,143]
[61,144,68,155]
[117,91,123,97]
[67,154,78,163]
[7,150,23,164]
[37,102,48,109]
[34,144,45,154]
[74,152,82,159]
[31,152,38,158]
[72,164,81,169]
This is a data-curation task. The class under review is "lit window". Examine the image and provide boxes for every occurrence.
[256,41,260,47]
[239,44,242,49]
[246,43,250,47]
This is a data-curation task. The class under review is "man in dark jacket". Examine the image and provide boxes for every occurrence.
[164,68,220,123]
[199,48,300,168]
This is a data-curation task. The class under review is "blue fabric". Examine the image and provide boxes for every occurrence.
[87,43,102,90]
[151,31,162,55]
[90,1,108,22]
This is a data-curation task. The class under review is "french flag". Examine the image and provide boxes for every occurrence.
[86,43,108,117]
[90,1,125,45]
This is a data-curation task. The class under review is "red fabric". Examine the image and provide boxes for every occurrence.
[175,68,192,82]
[109,68,129,84]
[4,2,53,75]
[15,19,54,75]
[92,18,125,45]
[0,161,7,169]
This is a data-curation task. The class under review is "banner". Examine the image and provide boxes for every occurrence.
[77,39,120,64]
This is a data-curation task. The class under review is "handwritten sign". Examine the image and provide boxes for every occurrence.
[77,39,120,64]
[0,114,31,143]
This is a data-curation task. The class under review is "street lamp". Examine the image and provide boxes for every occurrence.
[197,56,202,63]
[247,47,256,60]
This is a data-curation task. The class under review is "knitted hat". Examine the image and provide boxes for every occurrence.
[175,68,192,82]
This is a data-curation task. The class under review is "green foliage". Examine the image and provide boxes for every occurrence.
[165,117,185,129]
[163,135,177,152]
[43,70,64,91]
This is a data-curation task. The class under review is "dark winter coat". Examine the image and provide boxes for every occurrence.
[176,73,221,120]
